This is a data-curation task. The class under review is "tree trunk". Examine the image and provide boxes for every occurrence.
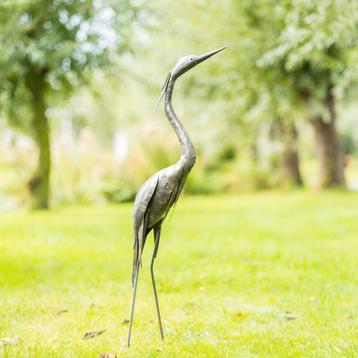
[276,119,303,187]
[26,68,51,209]
[310,88,345,188]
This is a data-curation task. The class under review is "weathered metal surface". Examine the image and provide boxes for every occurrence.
[127,47,226,346]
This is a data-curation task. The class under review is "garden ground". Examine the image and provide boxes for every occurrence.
[0,192,357,357]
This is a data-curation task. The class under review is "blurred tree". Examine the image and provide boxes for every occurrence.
[152,0,358,189]
[256,0,358,187]
[149,0,306,188]
[0,0,140,208]
[275,118,303,187]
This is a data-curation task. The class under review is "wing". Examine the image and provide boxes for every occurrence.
[132,174,159,286]
[162,167,186,222]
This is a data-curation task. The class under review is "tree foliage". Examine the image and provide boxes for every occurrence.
[0,0,139,111]
[0,0,143,207]
[149,0,358,187]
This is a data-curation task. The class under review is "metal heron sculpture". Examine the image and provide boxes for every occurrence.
[127,46,226,346]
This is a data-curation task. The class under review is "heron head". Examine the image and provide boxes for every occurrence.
[171,46,227,79]
[155,46,227,110]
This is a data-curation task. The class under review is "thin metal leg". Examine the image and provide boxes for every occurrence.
[151,224,164,340]
[127,261,140,347]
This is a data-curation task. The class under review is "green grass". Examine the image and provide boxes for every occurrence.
[0,192,358,357]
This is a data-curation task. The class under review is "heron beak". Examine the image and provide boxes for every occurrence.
[194,46,227,65]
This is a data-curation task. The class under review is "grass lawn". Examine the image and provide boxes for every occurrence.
[0,192,357,357]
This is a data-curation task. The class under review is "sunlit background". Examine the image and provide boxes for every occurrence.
[0,0,357,209]
[1,1,358,356]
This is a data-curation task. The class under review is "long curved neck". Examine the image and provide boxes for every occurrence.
[164,75,196,170]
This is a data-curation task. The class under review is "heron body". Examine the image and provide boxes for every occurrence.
[133,158,191,259]
[127,47,226,346]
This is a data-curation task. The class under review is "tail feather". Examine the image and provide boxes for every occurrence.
[131,222,145,287]
[132,233,142,286]
[132,235,138,287]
